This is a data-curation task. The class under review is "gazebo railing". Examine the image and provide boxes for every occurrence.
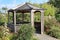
[7,22,30,32]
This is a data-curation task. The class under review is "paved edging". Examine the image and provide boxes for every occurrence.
[34,34,59,40]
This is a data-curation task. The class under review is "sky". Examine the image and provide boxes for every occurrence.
[0,0,49,9]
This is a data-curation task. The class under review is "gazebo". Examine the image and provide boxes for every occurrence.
[8,3,45,34]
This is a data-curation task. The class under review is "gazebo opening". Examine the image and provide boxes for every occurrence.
[16,13,30,24]
[34,11,41,34]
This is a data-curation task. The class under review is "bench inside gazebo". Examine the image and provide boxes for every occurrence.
[8,3,45,34]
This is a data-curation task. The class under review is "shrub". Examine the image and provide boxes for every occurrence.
[49,25,60,39]
[32,37,37,40]
[16,24,35,40]
[44,18,60,39]
[55,13,60,22]
[10,33,17,40]
[0,14,7,26]
[0,26,12,40]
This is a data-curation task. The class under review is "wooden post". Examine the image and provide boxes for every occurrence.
[31,10,34,27]
[41,10,44,34]
[14,11,17,33]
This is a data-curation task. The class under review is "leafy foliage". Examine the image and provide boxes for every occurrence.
[32,3,40,8]
[34,12,41,22]
[0,14,6,25]
[45,18,60,39]
[49,0,60,8]
[48,0,60,23]
[0,26,12,40]
[41,3,56,16]
[55,12,60,22]
[16,24,35,40]
[49,25,60,39]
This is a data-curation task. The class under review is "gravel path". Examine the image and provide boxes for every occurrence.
[34,34,59,40]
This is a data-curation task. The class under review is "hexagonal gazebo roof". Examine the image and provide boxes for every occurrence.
[8,3,45,13]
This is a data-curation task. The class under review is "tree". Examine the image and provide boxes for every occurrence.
[2,7,7,13]
[41,3,56,16]
[49,0,60,8]
[48,0,60,22]
[32,3,40,8]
